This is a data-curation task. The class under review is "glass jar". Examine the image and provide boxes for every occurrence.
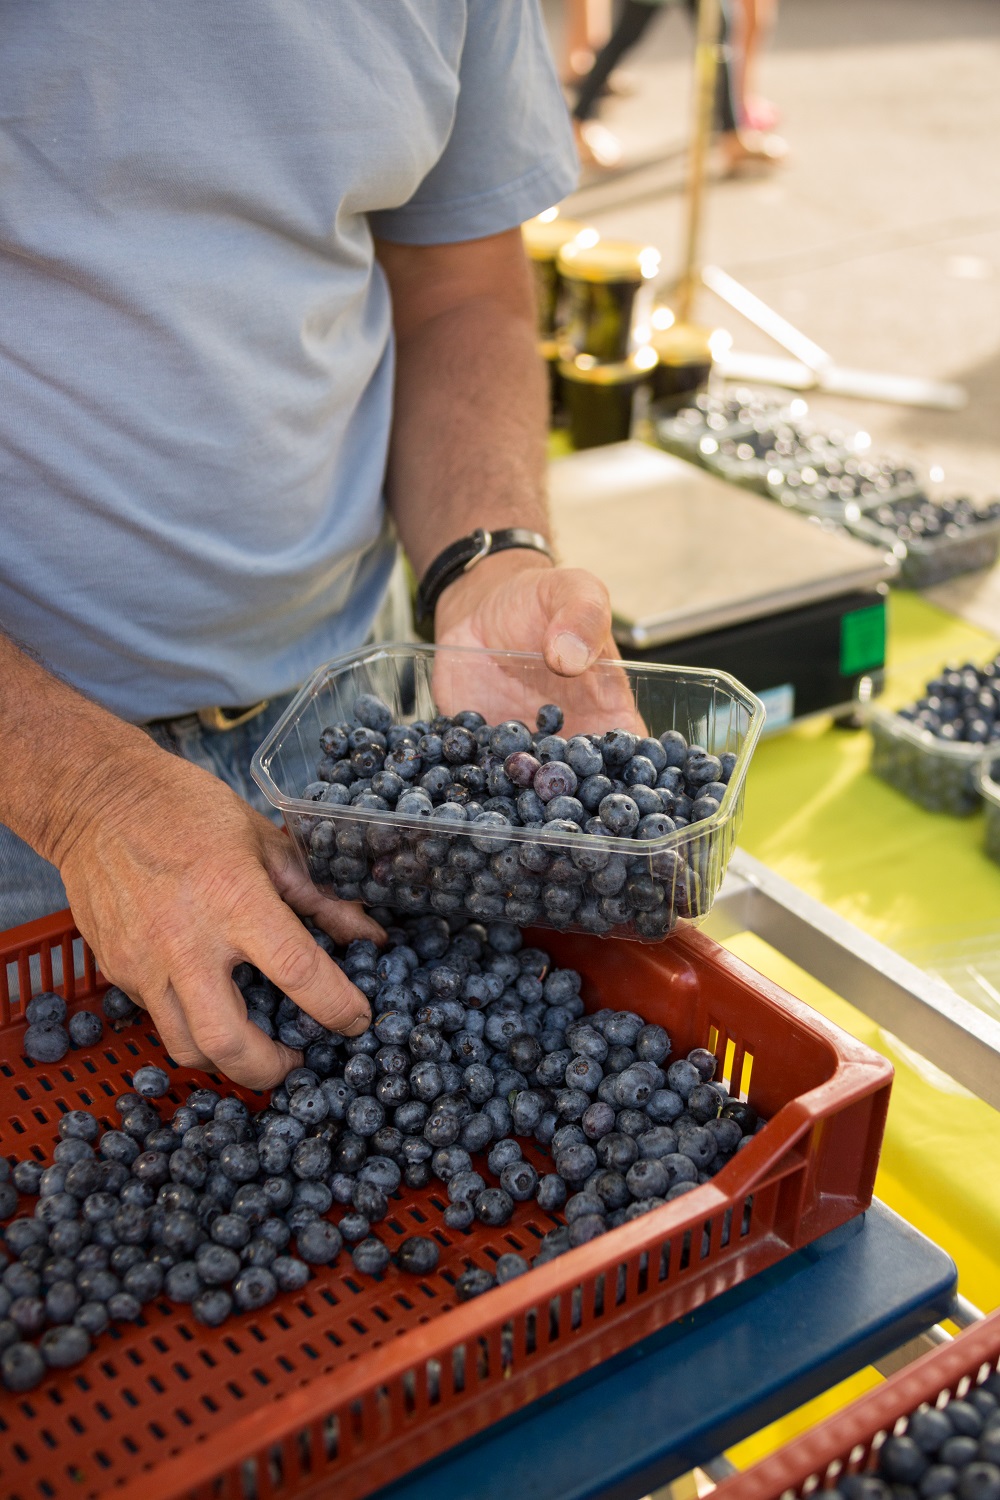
[557,237,661,363]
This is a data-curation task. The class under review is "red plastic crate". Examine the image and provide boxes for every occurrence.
[711,1308,1000,1500]
[0,911,893,1500]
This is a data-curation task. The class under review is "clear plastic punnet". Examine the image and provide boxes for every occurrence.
[978,758,1000,863]
[847,508,1000,589]
[869,705,994,816]
[251,644,765,941]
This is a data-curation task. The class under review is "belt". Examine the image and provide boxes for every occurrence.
[144,700,270,734]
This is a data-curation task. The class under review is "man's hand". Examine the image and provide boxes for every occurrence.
[55,747,381,1089]
[434,549,641,734]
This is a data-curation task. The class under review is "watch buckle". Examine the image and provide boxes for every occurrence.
[462,528,493,572]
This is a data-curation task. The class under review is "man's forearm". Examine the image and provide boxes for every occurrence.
[377,232,551,577]
[0,633,160,866]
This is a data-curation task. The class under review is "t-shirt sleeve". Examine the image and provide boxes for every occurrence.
[368,0,579,245]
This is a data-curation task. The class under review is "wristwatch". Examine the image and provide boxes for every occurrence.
[414,527,554,630]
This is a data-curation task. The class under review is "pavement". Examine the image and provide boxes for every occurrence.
[546,0,1000,520]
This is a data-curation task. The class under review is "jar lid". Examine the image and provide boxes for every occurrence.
[522,214,588,261]
[651,321,714,367]
[557,237,661,284]
[557,347,659,385]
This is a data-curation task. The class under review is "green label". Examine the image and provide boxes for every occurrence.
[840,602,886,677]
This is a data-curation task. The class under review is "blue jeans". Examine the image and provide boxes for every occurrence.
[0,691,299,933]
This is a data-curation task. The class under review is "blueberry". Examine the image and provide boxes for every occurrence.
[444,1202,475,1231]
[74,1301,111,1337]
[123,1260,166,1301]
[292,1137,333,1178]
[536,704,565,736]
[397,1236,440,1275]
[500,1161,538,1202]
[599,794,640,836]
[484,1141,520,1180]
[68,1010,104,1047]
[720,1100,758,1134]
[659,730,688,767]
[296,1220,343,1265]
[194,1242,241,1286]
[503,751,540,788]
[165,1262,203,1303]
[495,1252,529,1284]
[192,1288,234,1327]
[687,1084,722,1123]
[490,721,533,758]
[12,1160,44,1195]
[43,1279,80,1324]
[1,1341,46,1391]
[211,1213,252,1250]
[102,986,140,1023]
[232,1266,277,1310]
[555,1143,597,1184]
[272,1256,312,1292]
[352,1237,391,1277]
[661,1153,698,1186]
[107,1290,142,1326]
[23,1022,70,1063]
[626,1158,668,1198]
[565,737,603,778]
[686,1047,717,1081]
[623,756,658,788]
[456,1266,496,1301]
[666,1060,701,1100]
[568,1213,606,1247]
[0,1183,17,1220]
[132,1066,170,1098]
[536,1174,567,1212]
[474,1188,514,1227]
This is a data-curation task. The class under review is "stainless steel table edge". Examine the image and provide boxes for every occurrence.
[707,849,1000,1111]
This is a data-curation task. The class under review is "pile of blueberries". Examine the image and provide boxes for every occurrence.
[819,1371,1000,1500]
[867,494,1000,547]
[896,659,1000,748]
[299,695,738,938]
[857,494,1000,589]
[0,914,762,1393]
[872,657,1000,816]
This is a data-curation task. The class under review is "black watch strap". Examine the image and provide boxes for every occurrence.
[415,527,554,629]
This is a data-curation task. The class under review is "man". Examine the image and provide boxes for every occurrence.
[0,3,618,1089]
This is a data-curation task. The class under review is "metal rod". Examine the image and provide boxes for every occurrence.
[702,264,833,369]
[706,849,1000,1111]
[676,0,721,325]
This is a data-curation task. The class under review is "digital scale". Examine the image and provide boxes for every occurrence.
[547,441,898,728]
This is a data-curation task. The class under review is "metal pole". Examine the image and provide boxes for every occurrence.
[676,0,721,325]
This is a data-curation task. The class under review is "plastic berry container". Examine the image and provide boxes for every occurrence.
[846,507,1000,589]
[977,758,1000,864]
[0,909,893,1500]
[251,644,765,941]
[868,705,995,816]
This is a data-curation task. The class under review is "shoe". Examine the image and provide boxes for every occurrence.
[574,119,624,170]
[719,128,789,176]
[744,96,781,132]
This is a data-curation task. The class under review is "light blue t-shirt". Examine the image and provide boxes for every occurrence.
[0,1,577,721]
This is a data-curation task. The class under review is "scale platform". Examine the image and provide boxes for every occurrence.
[548,441,898,726]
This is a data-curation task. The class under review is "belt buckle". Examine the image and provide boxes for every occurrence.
[197,701,269,733]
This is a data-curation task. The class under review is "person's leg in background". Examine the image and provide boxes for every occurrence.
[735,0,781,132]
[561,0,613,85]
[572,0,664,166]
[682,0,787,172]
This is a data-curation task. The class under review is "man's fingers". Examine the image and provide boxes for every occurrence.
[241,878,372,1037]
[179,971,302,1089]
[265,834,386,945]
[146,986,215,1073]
[539,569,613,677]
